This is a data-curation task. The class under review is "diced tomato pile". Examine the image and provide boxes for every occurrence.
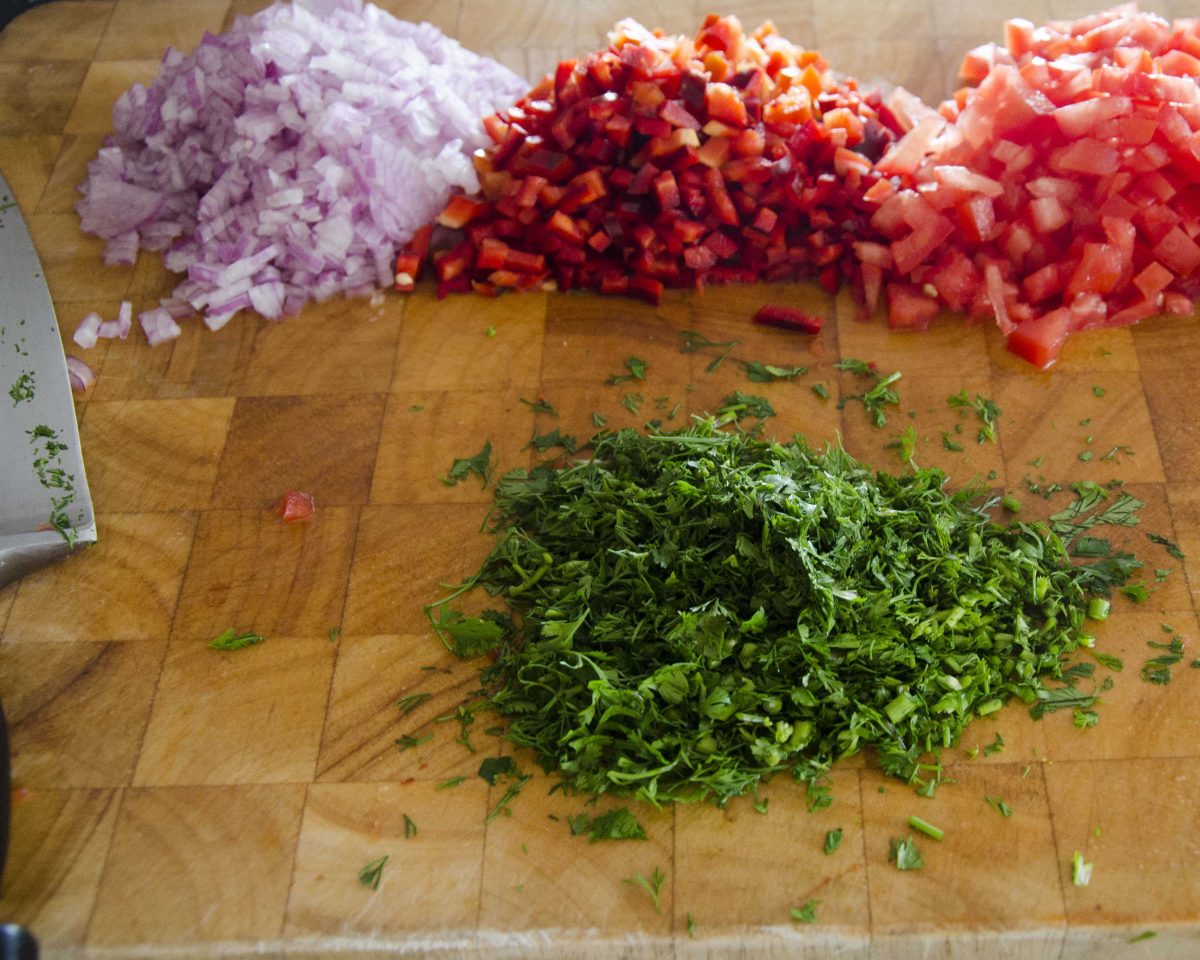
[856,5,1200,366]
[395,15,905,305]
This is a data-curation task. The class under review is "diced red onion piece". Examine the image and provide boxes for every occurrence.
[139,306,183,345]
[73,312,103,349]
[66,356,96,392]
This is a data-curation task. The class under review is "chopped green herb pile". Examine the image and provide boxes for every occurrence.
[430,419,1113,806]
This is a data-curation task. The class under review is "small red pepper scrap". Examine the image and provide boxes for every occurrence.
[752,304,824,334]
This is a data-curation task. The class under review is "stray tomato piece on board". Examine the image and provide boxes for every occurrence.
[275,490,315,523]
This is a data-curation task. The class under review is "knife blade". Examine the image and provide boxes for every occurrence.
[0,168,96,589]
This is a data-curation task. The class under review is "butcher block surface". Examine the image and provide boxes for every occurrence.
[1,1,1199,957]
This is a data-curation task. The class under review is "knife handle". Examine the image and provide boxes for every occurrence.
[0,926,36,960]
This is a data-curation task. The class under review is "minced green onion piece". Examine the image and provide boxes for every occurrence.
[1087,598,1111,622]
[1072,851,1093,886]
[907,815,944,841]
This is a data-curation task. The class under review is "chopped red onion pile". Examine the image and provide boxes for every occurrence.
[76,0,527,339]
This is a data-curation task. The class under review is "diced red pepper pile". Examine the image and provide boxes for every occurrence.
[395,15,905,305]
[865,5,1200,366]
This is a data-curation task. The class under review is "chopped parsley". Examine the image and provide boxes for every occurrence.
[567,807,648,842]
[358,855,388,890]
[444,441,493,487]
[623,866,666,912]
[889,837,923,871]
[790,899,820,923]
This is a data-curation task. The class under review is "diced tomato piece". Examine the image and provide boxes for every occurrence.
[1006,308,1070,368]
[1153,225,1200,275]
[1029,195,1070,233]
[886,283,939,330]
[1049,138,1120,176]
[956,195,996,244]
[1065,243,1124,298]
[1133,261,1175,299]
[752,304,823,334]
[275,490,315,523]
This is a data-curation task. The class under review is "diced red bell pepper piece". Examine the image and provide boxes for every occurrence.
[437,195,490,229]
[752,304,823,334]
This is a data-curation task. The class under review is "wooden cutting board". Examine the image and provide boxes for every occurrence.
[1,1,1198,957]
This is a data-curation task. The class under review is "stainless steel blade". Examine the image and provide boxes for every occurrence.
[0,168,97,588]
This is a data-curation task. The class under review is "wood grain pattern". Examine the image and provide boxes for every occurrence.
[0,1,1198,957]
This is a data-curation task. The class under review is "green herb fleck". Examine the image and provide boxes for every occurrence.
[358,855,388,890]
[607,357,648,385]
[1146,533,1185,560]
[889,837,924,871]
[1128,931,1157,944]
[208,628,265,651]
[942,432,964,452]
[9,370,34,405]
[567,807,647,842]
[444,441,493,487]
[396,692,432,717]
[947,391,1001,443]
[622,392,644,414]
[823,829,843,855]
[743,359,807,383]
[403,814,417,839]
[623,866,666,912]
[395,733,433,752]
[811,382,830,400]
[521,397,558,416]
[1071,851,1093,886]
[790,899,820,923]
[985,796,1012,817]
[1092,386,1106,398]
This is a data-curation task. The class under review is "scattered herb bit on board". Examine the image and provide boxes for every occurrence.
[403,814,418,839]
[947,391,1001,443]
[790,899,820,923]
[358,855,388,890]
[985,796,1012,817]
[444,440,493,487]
[395,733,432,752]
[567,806,648,842]
[208,628,265,651]
[836,359,901,427]
[1140,635,1185,685]
[623,866,667,913]
[395,692,432,717]
[889,837,924,871]
[823,829,843,855]
[428,418,1119,807]
[607,356,649,385]
[1071,851,1093,886]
